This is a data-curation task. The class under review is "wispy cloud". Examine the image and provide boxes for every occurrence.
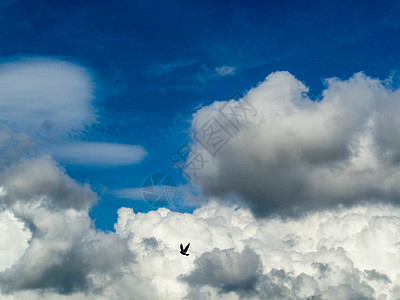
[197,64,238,83]
[49,142,147,166]
[112,187,143,199]
[148,59,197,77]
[215,65,237,77]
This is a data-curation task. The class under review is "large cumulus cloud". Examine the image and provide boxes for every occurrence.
[2,158,400,299]
[189,71,400,216]
[3,69,400,300]
[0,156,132,296]
[113,202,400,300]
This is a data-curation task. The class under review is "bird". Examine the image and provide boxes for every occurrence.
[180,243,190,256]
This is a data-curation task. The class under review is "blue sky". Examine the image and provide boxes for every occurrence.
[1,0,400,231]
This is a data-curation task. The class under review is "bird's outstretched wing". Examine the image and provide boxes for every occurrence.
[180,244,184,252]
[184,243,190,252]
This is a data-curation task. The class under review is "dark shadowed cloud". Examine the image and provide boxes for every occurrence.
[189,71,400,217]
[182,247,261,296]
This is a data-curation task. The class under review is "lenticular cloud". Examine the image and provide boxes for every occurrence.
[0,58,96,135]
[189,71,400,217]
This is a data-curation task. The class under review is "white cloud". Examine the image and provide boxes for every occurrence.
[49,142,147,166]
[1,155,400,299]
[111,202,400,300]
[0,58,96,136]
[0,210,31,272]
[0,156,96,210]
[3,70,400,299]
[215,65,237,77]
[188,71,400,217]
[0,156,132,296]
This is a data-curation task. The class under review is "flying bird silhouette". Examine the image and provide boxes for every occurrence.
[180,243,190,256]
